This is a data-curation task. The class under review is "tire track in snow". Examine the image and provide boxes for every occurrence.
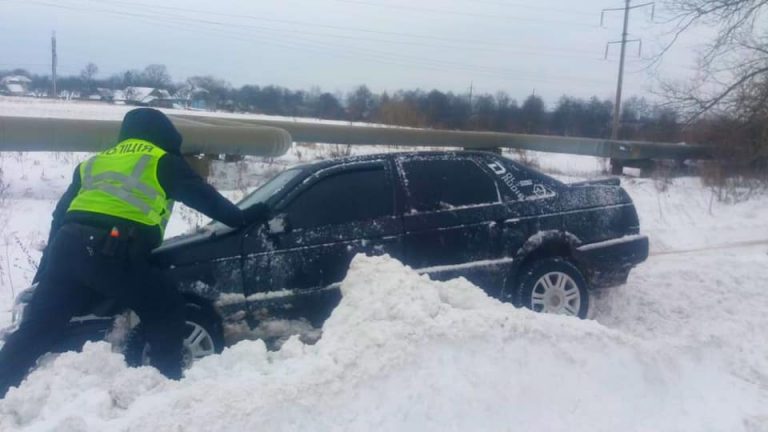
[650,238,768,256]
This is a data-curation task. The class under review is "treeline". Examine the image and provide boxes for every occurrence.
[1,64,679,142]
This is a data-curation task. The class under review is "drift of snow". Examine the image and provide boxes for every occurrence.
[2,100,768,430]
[1,254,765,432]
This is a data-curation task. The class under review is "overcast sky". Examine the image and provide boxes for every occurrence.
[1,0,711,104]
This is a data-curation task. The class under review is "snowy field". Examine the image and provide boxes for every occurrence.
[0,95,403,127]
[1,105,768,430]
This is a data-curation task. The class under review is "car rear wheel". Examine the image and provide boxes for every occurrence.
[124,303,224,369]
[518,258,589,319]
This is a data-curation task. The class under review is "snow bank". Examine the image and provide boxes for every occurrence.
[2,255,764,431]
[594,244,768,403]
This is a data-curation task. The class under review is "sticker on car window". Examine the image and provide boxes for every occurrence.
[486,161,556,202]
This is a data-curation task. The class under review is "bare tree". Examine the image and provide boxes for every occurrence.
[142,64,172,89]
[661,0,768,120]
[80,63,98,82]
[346,85,376,122]
[80,63,98,95]
[659,1,768,196]
[187,75,231,110]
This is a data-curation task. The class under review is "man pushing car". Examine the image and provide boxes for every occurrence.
[0,108,268,398]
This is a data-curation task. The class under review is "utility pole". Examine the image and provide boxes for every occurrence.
[612,0,630,142]
[468,81,474,107]
[602,1,654,174]
[51,32,57,99]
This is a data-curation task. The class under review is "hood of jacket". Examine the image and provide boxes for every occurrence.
[117,108,182,155]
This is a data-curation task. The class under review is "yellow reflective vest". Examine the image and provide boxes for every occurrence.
[67,139,174,234]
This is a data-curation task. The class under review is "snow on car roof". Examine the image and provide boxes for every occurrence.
[290,149,498,172]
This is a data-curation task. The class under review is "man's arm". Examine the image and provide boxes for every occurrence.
[35,165,81,283]
[48,165,81,245]
[157,155,247,227]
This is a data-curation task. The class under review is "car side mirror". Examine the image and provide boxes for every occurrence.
[268,214,291,235]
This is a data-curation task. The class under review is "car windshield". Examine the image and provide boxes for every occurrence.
[236,168,303,210]
[201,168,302,233]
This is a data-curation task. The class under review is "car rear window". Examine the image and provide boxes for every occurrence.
[485,159,558,202]
[286,166,393,229]
[400,158,499,212]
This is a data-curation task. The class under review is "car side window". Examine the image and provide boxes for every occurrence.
[400,158,499,212]
[285,167,393,229]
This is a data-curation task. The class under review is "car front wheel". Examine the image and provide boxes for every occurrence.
[518,258,589,319]
[124,303,224,369]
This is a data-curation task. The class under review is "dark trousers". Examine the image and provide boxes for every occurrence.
[0,223,185,398]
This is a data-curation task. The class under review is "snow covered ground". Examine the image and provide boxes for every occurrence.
[0,96,403,127]
[0,111,767,430]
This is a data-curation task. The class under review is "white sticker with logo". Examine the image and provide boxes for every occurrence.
[486,161,556,202]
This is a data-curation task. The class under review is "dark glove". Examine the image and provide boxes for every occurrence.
[242,203,271,226]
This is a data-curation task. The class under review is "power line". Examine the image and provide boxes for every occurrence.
[329,0,599,28]
[89,0,595,59]
[154,14,611,87]
[6,0,634,94]
[14,0,614,87]
[16,0,607,70]
[63,0,603,54]
[461,0,596,17]
[26,0,573,69]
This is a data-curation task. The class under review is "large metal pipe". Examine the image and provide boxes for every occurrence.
[0,115,292,157]
[0,113,711,162]
[171,115,711,161]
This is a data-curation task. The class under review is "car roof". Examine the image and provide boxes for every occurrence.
[291,150,499,172]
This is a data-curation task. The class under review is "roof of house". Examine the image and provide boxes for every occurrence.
[1,75,32,84]
[125,86,155,102]
[4,83,25,94]
[96,88,114,98]
[174,85,209,100]
[124,86,173,104]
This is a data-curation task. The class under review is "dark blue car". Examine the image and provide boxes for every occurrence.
[8,151,649,366]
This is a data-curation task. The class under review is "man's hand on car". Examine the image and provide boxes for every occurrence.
[242,203,271,226]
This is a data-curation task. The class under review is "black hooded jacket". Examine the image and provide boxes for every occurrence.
[50,108,245,248]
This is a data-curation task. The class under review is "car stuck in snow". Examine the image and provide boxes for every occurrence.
[9,151,648,364]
